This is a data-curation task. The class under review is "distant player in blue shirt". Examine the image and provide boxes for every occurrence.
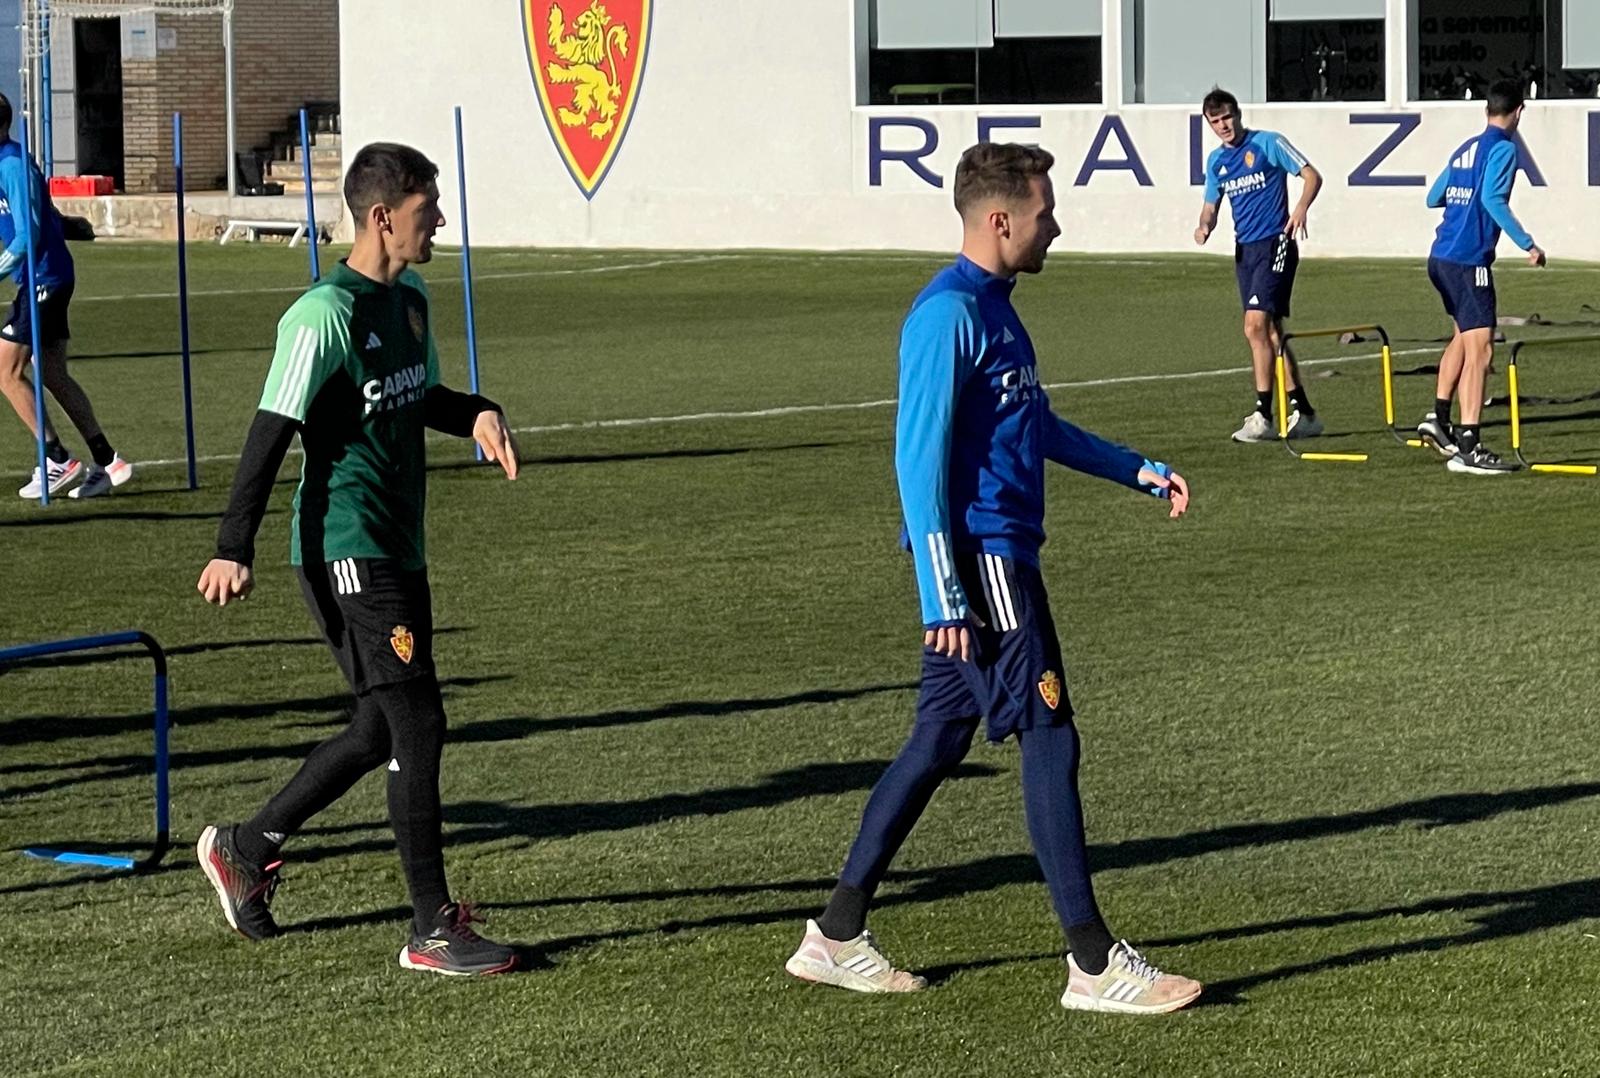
[784,142,1202,1016]
[1415,80,1546,475]
[1193,87,1325,444]
[0,93,130,499]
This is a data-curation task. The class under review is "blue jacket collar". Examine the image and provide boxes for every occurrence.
[954,253,1016,296]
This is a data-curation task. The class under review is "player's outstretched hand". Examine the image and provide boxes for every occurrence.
[1137,466,1190,519]
[198,559,253,606]
[473,409,521,480]
[1528,244,1547,268]
[924,623,972,663]
[1285,209,1310,241]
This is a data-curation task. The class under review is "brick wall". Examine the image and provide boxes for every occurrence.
[120,0,338,193]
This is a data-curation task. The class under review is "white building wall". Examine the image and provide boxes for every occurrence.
[340,0,1600,260]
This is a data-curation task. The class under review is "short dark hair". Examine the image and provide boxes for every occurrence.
[1202,87,1239,116]
[343,142,438,228]
[1486,80,1525,117]
[953,142,1054,218]
[0,93,13,134]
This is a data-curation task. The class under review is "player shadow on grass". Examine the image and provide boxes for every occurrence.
[0,668,499,752]
[2,626,471,679]
[0,508,244,528]
[273,779,1600,969]
[1143,874,1600,1007]
[437,681,919,741]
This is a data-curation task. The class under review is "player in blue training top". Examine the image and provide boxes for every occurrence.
[0,94,129,499]
[1414,80,1546,475]
[1194,86,1325,444]
[784,142,1202,1016]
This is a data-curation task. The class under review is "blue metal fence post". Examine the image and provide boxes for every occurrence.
[19,114,48,506]
[299,108,320,282]
[174,113,197,490]
[454,106,483,462]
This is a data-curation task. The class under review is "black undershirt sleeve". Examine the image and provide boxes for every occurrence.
[214,409,300,567]
[423,385,501,438]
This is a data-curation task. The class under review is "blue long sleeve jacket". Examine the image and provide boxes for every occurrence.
[0,140,73,287]
[1428,125,1534,264]
[896,256,1165,628]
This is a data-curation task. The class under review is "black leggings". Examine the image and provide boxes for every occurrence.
[241,675,449,930]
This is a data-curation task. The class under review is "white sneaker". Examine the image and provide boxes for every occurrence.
[17,456,82,498]
[1287,410,1324,439]
[1231,411,1275,443]
[68,454,133,499]
[1062,940,1202,1015]
[784,919,926,993]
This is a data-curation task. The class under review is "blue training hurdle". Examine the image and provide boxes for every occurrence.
[0,631,171,871]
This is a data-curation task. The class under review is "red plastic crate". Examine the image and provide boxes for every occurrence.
[48,175,115,197]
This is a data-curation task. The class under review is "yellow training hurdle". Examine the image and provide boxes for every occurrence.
[1273,323,1417,463]
[1506,335,1600,476]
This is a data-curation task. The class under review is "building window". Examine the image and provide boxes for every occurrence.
[1128,1,1385,104]
[861,0,1102,105]
[1412,0,1600,101]
[1267,18,1385,101]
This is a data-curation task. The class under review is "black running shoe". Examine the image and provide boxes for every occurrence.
[198,824,283,940]
[1417,412,1458,457]
[1447,443,1521,475]
[399,902,517,976]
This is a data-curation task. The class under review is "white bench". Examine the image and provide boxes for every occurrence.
[219,219,331,247]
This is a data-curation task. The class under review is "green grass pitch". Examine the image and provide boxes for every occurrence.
[2,242,1599,1076]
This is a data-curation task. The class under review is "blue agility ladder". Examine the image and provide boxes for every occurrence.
[1,631,171,871]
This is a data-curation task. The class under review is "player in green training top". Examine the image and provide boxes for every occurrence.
[194,142,523,976]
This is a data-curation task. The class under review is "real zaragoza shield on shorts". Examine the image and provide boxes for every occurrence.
[523,0,652,200]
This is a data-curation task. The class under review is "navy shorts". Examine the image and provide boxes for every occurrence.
[1428,257,1496,332]
[915,553,1072,743]
[1,280,73,347]
[1235,235,1298,318]
[296,557,435,696]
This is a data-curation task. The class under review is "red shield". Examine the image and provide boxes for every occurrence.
[390,625,415,665]
[523,0,652,199]
[1038,671,1062,711]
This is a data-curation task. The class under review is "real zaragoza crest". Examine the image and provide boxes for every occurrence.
[523,0,652,199]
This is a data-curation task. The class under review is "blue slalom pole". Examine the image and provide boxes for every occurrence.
[19,115,47,507]
[173,113,197,490]
[454,106,483,462]
[298,108,320,282]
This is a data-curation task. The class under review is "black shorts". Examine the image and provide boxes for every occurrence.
[1,280,73,347]
[1427,256,1496,332]
[1235,235,1297,318]
[296,557,435,696]
[915,553,1073,742]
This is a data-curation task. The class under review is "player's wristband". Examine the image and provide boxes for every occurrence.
[1140,458,1172,499]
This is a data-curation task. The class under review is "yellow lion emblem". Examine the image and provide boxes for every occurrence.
[545,2,630,141]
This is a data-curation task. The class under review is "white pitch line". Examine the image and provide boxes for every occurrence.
[114,345,1435,472]
[72,254,744,305]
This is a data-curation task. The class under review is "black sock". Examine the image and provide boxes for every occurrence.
[1066,918,1115,976]
[86,433,114,468]
[817,883,870,942]
[234,825,283,868]
[1288,387,1314,417]
[1255,391,1273,418]
[1434,398,1452,425]
[1457,424,1481,453]
[43,437,68,465]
